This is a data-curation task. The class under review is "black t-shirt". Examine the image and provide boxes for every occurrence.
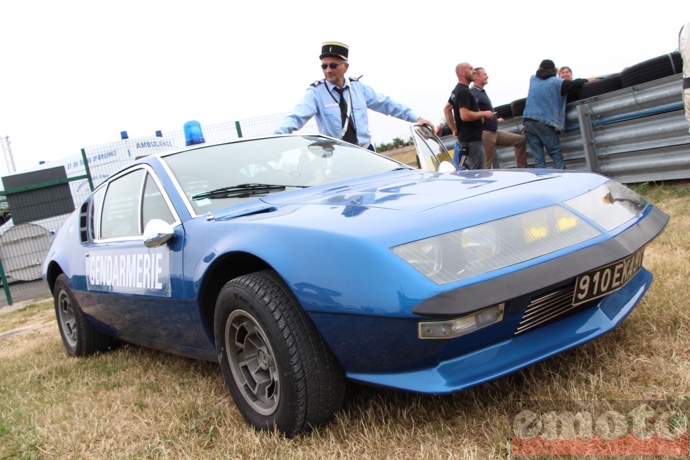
[448,83,483,143]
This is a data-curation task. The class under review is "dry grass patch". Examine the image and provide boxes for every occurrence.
[0,301,54,335]
[1,183,688,459]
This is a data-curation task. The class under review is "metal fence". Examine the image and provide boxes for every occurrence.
[1,73,689,306]
[487,73,690,181]
[79,113,319,191]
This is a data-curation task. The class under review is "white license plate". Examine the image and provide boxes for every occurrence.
[572,248,645,306]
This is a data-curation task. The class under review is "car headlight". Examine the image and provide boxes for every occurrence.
[392,205,602,285]
[394,236,444,278]
[564,180,647,231]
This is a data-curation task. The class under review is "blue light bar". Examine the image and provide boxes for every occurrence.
[184,120,205,146]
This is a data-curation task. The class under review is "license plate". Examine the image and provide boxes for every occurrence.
[572,247,645,306]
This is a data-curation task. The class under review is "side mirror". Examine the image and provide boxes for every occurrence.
[143,219,174,248]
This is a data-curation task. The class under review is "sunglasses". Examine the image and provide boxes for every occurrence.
[321,63,341,70]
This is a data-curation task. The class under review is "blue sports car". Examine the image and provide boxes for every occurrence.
[42,125,668,437]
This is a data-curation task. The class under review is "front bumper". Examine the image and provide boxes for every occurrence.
[346,267,651,394]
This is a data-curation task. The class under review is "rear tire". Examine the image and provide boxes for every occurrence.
[214,270,345,437]
[494,103,513,120]
[54,274,113,356]
[511,97,527,117]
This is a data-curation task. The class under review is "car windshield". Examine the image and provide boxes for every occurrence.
[161,135,409,214]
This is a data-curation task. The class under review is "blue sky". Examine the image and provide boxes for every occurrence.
[0,0,686,173]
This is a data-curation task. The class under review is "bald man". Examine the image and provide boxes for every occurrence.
[443,62,494,169]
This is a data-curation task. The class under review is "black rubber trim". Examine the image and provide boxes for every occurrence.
[412,207,669,316]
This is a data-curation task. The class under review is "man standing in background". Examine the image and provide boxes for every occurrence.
[522,59,593,169]
[443,62,494,169]
[471,67,528,168]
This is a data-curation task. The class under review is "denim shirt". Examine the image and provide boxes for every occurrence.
[274,78,419,145]
[523,75,567,132]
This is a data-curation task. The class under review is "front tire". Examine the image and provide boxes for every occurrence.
[214,270,345,437]
[54,274,113,356]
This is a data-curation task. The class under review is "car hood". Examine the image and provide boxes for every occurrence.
[205,168,613,247]
[259,169,564,213]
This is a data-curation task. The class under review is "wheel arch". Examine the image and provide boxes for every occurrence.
[197,251,274,343]
[44,260,65,294]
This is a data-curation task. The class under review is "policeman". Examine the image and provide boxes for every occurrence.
[274,41,434,151]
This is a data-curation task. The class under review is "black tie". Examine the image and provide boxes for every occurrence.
[334,87,357,144]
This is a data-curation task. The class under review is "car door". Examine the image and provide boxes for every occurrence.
[80,165,207,354]
[410,124,458,172]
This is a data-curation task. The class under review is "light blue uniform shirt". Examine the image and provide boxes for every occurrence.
[274,77,420,146]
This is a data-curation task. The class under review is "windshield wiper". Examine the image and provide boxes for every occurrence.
[192,183,306,200]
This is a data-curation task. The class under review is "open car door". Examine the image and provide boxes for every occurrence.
[410,124,460,172]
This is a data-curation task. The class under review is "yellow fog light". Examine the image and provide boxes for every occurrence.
[557,215,577,231]
[525,225,548,242]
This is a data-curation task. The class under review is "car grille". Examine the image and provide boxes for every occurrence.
[514,283,582,335]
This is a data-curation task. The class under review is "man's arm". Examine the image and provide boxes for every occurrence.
[443,102,457,139]
[273,89,319,134]
[460,107,494,122]
[361,81,433,130]
[561,77,596,96]
[457,87,493,122]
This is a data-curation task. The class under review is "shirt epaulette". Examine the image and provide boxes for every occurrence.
[310,80,323,87]
[349,75,363,82]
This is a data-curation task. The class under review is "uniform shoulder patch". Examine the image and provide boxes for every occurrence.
[310,80,323,87]
[349,75,363,82]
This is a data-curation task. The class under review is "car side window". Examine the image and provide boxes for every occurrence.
[142,173,175,227]
[89,187,105,241]
[100,169,146,239]
[95,168,177,241]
